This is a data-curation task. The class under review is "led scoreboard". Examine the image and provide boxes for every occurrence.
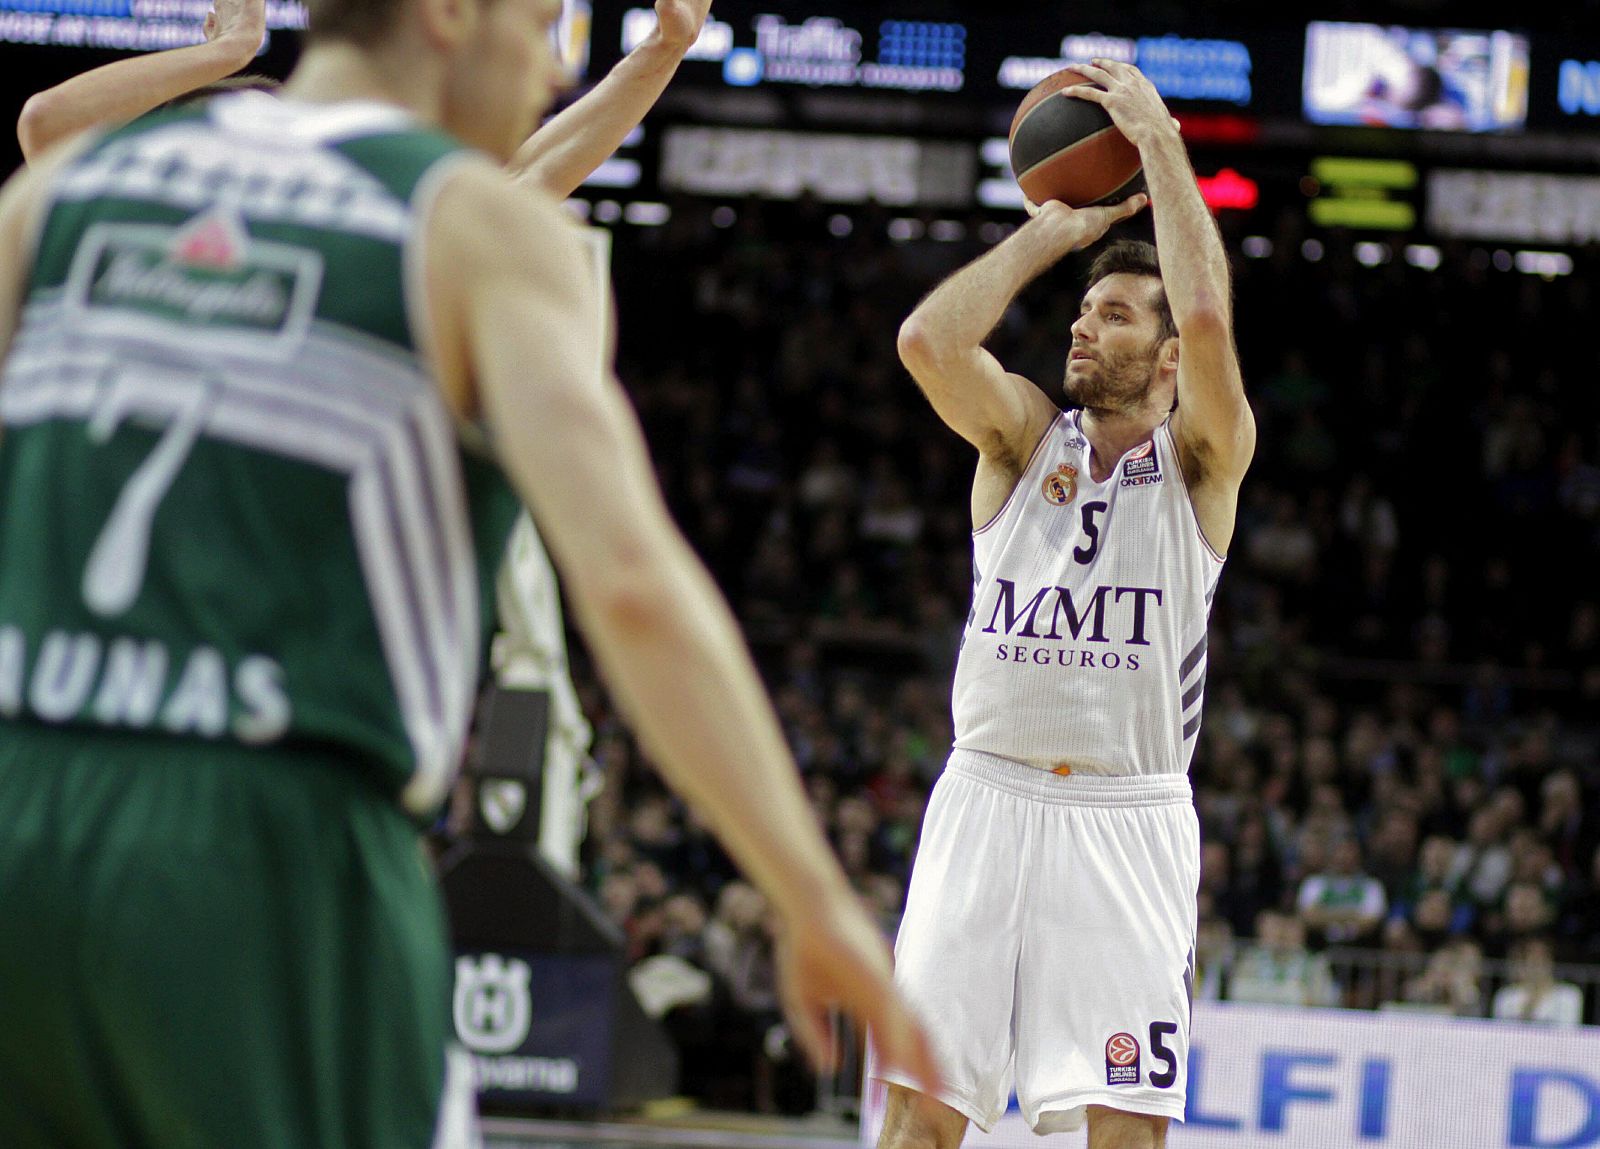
[617,7,1260,105]
[622,9,966,93]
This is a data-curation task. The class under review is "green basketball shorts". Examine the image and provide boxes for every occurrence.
[0,723,477,1149]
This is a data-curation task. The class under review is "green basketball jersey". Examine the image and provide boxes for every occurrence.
[0,92,522,814]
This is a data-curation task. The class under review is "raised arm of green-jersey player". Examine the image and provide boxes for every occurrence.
[1070,59,1256,554]
[0,139,95,426]
[16,0,265,163]
[505,0,711,199]
[0,170,30,372]
[897,194,1147,527]
[423,161,939,1091]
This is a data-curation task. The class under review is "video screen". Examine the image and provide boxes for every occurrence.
[1303,21,1529,132]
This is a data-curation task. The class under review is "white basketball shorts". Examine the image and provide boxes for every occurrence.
[875,749,1200,1134]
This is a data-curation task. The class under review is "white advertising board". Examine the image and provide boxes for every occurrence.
[863,1001,1600,1148]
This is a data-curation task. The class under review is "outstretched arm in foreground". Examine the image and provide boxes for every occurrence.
[425,162,940,1089]
[507,0,710,198]
[17,0,265,163]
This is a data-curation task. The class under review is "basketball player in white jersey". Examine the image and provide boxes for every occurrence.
[876,60,1254,1149]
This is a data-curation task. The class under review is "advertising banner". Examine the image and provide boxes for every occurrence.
[863,1002,1600,1148]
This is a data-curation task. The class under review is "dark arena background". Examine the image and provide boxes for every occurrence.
[4,1,1600,1146]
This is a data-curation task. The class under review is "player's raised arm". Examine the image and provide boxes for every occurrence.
[1070,61,1256,525]
[0,137,97,440]
[506,0,710,198]
[0,170,37,370]
[897,195,1147,465]
[424,162,939,1091]
[15,0,265,163]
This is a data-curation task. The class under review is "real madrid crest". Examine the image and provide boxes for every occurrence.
[1042,463,1078,507]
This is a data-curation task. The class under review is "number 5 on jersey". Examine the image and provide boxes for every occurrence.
[1074,500,1108,565]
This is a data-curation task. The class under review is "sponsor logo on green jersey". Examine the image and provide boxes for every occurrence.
[66,211,323,353]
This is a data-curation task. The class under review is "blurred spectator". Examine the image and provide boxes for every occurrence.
[1448,807,1514,911]
[1492,938,1584,1028]
[1338,473,1400,557]
[703,882,779,1015]
[1194,915,1234,1003]
[1483,880,1558,961]
[1539,771,1597,883]
[1247,494,1318,582]
[1561,845,1600,964]
[1230,911,1339,1008]
[694,881,784,1109]
[1223,813,1286,939]
[1409,888,1472,952]
[1396,937,1485,1018]
[1298,837,1388,947]
[1366,809,1420,907]
[660,892,711,964]
[1394,834,1473,944]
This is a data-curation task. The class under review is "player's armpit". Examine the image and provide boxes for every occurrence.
[1166,314,1254,557]
[1170,312,1254,482]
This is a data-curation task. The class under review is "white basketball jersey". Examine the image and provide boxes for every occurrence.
[951,409,1224,776]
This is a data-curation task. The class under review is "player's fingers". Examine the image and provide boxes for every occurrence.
[1077,60,1117,84]
[1119,192,1150,218]
[1063,84,1107,104]
[788,1001,836,1072]
[1023,195,1041,217]
[872,1000,944,1094]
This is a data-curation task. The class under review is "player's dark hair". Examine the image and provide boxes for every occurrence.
[303,0,405,44]
[1085,239,1177,343]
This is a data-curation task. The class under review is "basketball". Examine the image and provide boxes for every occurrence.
[1008,68,1144,208]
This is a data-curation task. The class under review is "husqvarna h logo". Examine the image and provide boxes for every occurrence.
[454,954,533,1054]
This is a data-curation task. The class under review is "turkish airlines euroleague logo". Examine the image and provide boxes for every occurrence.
[1106,1032,1141,1085]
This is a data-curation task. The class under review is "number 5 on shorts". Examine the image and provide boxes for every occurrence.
[82,382,216,619]
[1149,1021,1179,1088]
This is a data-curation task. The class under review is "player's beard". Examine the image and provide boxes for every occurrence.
[1062,340,1162,413]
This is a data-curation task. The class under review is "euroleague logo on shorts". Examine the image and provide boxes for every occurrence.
[1042,463,1078,506]
[1105,1032,1141,1085]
